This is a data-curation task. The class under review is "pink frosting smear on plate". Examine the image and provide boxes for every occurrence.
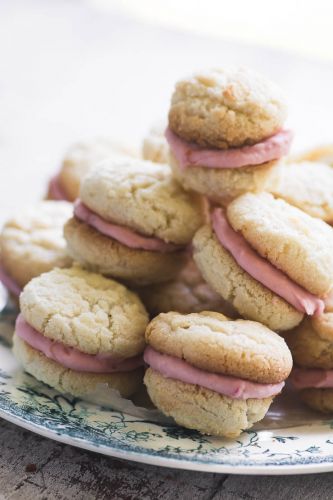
[48,174,69,201]
[290,367,333,389]
[15,314,143,373]
[0,265,21,297]
[165,127,293,170]
[211,208,325,316]
[74,200,181,252]
[144,346,284,400]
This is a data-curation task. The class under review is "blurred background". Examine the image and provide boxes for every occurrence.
[1,0,333,219]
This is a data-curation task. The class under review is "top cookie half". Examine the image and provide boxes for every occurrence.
[168,67,287,149]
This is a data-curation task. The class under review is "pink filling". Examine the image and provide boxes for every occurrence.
[212,208,324,316]
[48,174,69,201]
[0,264,21,297]
[74,200,180,253]
[15,314,143,373]
[144,346,284,400]
[165,127,293,170]
[290,367,333,389]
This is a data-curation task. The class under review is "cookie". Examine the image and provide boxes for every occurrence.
[166,68,291,204]
[47,137,139,202]
[193,193,333,330]
[13,267,149,398]
[137,258,237,317]
[64,159,204,285]
[64,217,187,286]
[142,122,169,164]
[169,151,280,205]
[227,192,333,296]
[168,68,287,149]
[270,160,333,222]
[0,201,72,297]
[294,144,333,166]
[144,312,291,437]
[299,388,333,413]
[286,303,333,413]
[193,225,303,331]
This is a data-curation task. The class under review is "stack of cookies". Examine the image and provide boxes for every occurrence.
[5,65,333,439]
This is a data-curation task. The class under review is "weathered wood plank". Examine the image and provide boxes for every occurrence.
[212,473,333,500]
[0,419,224,500]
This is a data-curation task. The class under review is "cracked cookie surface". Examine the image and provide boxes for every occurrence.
[1,201,73,288]
[145,311,292,383]
[19,267,149,357]
[192,225,303,331]
[168,67,287,149]
[270,161,333,222]
[80,159,204,245]
[56,137,139,201]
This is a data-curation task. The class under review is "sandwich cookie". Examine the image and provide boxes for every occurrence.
[13,267,149,398]
[287,309,333,413]
[166,67,292,204]
[64,158,204,285]
[0,201,72,299]
[142,122,169,164]
[144,312,292,437]
[47,137,139,202]
[193,192,333,331]
[137,258,237,317]
[270,160,333,223]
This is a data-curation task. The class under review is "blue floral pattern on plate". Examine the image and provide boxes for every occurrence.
[1,303,333,475]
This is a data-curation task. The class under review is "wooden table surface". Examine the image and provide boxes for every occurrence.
[1,1,333,498]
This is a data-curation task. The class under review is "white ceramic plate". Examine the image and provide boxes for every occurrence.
[1,303,333,476]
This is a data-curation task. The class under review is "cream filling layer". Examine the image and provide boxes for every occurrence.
[144,346,284,400]
[212,208,324,316]
[165,127,293,170]
[74,200,181,253]
[15,314,143,373]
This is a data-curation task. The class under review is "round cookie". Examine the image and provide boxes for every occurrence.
[65,159,204,285]
[0,201,73,295]
[269,160,333,222]
[64,217,187,286]
[137,258,238,317]
[47,137,139,202]
[142,122,169,164]
[13,267,149,398]
[168,67,287,149]
[169,151,279,205]
[193,225,303,331]
[144,312,292,437]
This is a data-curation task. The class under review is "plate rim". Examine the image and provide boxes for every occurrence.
[1,406,333,475]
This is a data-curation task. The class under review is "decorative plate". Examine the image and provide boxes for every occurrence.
[1,301,333,476]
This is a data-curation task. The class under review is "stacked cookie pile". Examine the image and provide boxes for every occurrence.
[3,66,333,438]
